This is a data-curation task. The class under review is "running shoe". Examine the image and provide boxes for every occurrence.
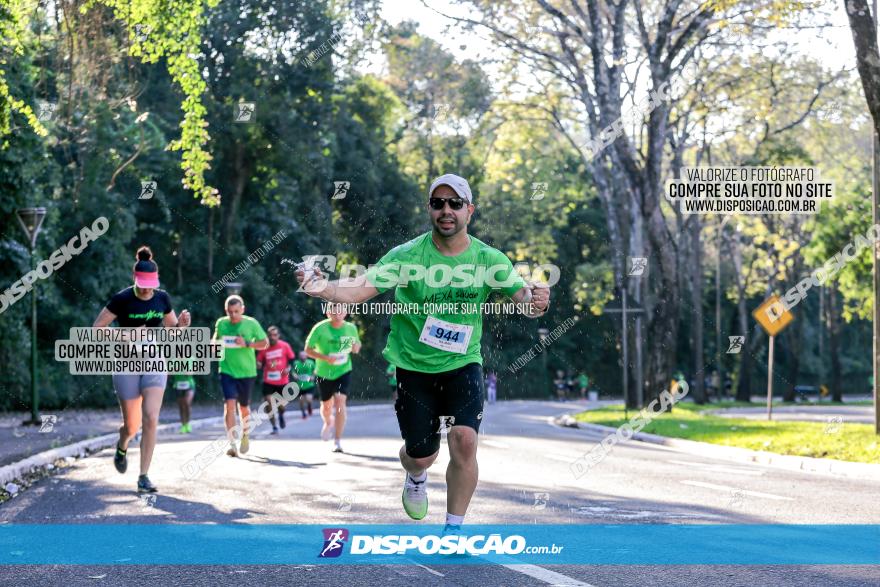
[113,445,127,474]
[227,443,238,457]
[137,475,158,493]
[279,411,286,429]
[401,472,428,520]
[333,441,343,453]
[240,433,250,454]
[442,524,463,536]
[320,421,333,441]
[302,413,307,419]
[270,427,279,435]
[178,424,187,434]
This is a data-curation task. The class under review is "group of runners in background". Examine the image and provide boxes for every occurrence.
[91,173,552,533]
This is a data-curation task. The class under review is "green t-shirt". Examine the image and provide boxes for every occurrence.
[578,374,589,388]
[293,358,317,390]
[365,232,525,373]
[386,364,397,387]
[212,316,267,379]
[305,320,360,380]
[170,373,195,391]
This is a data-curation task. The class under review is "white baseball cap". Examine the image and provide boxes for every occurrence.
[428,173,473,203]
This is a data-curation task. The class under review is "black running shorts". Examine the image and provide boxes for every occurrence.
[395,362,484,459]
[316,371,351,402]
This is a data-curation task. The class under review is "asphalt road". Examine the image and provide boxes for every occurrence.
[1,400,878,586]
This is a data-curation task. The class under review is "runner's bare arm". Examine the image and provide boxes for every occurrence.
[163,309,191,328]
[250,337,269,351]
[511,282,551,318]
[294,266,380,303]
[93,308,116,328]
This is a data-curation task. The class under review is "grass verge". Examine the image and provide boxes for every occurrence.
[572,402,880,464]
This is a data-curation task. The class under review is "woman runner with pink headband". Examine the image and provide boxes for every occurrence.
[92,245,191,493]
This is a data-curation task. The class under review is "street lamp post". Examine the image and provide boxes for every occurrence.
[538,328,550,399]
[16,207,47,426]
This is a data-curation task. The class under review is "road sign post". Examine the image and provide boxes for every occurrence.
[767,335,775,420]
[752,295,794,421]
[16,207,47,426]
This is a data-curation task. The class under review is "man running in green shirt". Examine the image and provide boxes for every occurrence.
[293,350,317,419]
[305,307,361,453]
[296,173,551,532]
[212,295,268,457]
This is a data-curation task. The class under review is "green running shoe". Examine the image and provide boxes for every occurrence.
[401,472,428,520]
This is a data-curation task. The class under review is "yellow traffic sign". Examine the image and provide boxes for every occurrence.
[752,295,794,337]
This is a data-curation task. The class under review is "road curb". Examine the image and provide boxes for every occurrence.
[554,414,880,482]
[0,416,223,487]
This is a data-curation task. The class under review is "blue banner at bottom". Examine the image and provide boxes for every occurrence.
[0,524,877,565]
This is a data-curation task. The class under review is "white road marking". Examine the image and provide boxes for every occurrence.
[666,459,765,476]
[502,564,598,586]
[680,480,794,501]
[413,563,444,577]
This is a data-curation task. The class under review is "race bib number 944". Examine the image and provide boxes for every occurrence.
[418,316,473,354]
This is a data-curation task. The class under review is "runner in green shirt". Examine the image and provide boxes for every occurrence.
[305,307,361,453]
[293,350,317,419]
[212,295,268,457]
[171,370,196,434]
[577,373,589,401]
[295,173,551,531]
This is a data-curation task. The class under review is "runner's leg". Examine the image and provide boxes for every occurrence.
[446,425,478,516]
[224,399,238,438]
[118,397,142,451]
[177,395,187,427]
[441,363,484,522]
[320,398,333,439]
[263,395,277,428]
[399,445,438,476]
[139,386,164,475]
[333,392,347,441]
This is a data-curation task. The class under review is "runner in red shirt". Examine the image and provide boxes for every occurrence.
[256,326,295,434]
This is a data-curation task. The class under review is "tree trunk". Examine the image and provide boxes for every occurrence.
[691,215,706,404]
[731,231,752,402]
[826,286,843,402]
[223,144,248,246]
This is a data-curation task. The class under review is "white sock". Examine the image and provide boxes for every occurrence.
[409,470,427,483]
[445,513,464,526]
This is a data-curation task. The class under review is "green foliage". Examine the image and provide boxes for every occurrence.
[0,0,47,143]
[89,0,220,205]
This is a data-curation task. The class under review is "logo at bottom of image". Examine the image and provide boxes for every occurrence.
[319,528,349,558]
[318,529,541,557]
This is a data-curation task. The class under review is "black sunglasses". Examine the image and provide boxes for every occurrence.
[429,197,466,211]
